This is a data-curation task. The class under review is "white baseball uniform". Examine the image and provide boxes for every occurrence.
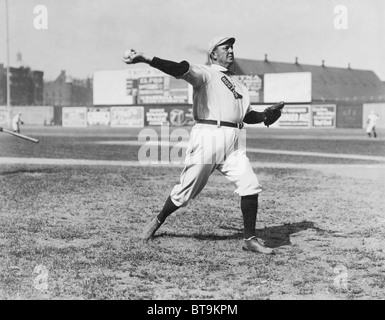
[366,111,380,133]
[169,63,262,207]
[12,114,22,133]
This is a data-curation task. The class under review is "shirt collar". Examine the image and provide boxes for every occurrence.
[210,63,231,73]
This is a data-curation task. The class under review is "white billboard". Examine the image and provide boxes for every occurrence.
[93,70,135,105]
[264,72,312,103]
[93,68,165,106]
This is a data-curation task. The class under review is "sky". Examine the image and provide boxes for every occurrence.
[0,0,384,81]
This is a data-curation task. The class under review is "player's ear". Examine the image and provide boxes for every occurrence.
[210,50,217,61]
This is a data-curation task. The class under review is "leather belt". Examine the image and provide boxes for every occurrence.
[196,119,244,129]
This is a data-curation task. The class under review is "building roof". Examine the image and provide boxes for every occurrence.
[233,58,385,103]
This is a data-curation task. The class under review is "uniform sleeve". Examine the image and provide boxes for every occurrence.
[177,63,211,88]
[243,110,266,124]
[150,57,189,78]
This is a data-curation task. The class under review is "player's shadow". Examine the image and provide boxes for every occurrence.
[254,221,328,248]
[159,221,327,249]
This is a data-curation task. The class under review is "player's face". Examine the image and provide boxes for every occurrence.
[212,43,234,68]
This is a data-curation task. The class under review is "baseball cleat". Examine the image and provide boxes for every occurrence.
[141,217,163,242]
[242,236,274,254]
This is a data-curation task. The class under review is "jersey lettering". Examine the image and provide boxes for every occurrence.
[221,76,243,100]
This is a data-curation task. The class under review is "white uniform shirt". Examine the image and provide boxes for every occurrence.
[367,112,379,125]
[12,114,21,130]
[179,63,251,123]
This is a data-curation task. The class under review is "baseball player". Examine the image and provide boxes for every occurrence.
[366,110,380,138]
[123,36,283,254]
[12,113,23,133]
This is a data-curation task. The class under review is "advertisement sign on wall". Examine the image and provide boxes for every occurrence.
[234,75,263,103]
[312,104,336,128]
[110,107,144,128]
[144,106,194,126]
[145,108,169,125]
[87,108,111,126]
[62,107,88,127]
[279,105,311,127]
[138,76,190,104]
[169,108,194,126]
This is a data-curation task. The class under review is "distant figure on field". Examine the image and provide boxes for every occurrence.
[12,113,24,133]
[366,111,380,138]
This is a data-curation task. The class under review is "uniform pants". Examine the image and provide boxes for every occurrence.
[170,124,262,207]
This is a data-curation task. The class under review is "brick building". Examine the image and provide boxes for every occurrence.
[0,63,44,106]
[44,70,93,107]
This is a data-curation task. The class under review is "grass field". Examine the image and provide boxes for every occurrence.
[0,126,384,300]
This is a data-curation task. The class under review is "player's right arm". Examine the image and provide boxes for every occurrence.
[123,49,210,87]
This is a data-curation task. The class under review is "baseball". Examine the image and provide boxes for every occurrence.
[123,49,136,60]
[123,50,131,59]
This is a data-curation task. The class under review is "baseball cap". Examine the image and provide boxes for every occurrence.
[207,36,236,55]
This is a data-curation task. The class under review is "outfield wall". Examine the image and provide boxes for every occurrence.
[61,105,194,128]
[59,104,354,129]
[0,103,381,129]
[0,106,54,126]
[0,106,7,126]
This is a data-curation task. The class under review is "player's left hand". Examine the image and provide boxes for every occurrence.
[263,101,285,127]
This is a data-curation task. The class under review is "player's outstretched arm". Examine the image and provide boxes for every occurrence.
[122,49,189,78]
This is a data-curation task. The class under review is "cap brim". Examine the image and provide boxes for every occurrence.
[217,37,235,47]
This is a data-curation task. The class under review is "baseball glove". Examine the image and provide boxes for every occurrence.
[263,101,285,127]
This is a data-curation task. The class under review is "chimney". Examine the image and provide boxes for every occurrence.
[322,60,325,67]
[348,63,351,69]
[295,57,298,64]
[264,54,268,62]
[16,52,22,63]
